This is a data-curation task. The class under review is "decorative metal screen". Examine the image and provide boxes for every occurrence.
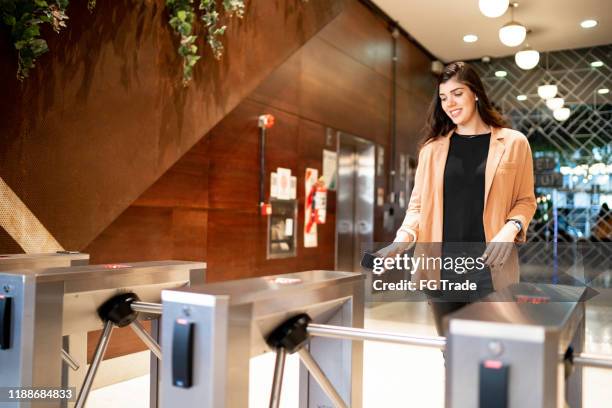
[471,44,612,244]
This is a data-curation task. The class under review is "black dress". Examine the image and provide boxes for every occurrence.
[430,132,495,335]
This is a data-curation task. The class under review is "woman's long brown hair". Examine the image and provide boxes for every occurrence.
[422,61,508,145]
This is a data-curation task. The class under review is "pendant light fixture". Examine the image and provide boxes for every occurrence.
[515,44,540,70]
[538,84,558,100]
[553,107,570,121]
[479,0,509,18]
[499,3,526,47]
[537,53,559,100]
[546,97,564,110]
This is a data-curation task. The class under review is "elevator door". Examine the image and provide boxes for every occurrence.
[336,133,375,272]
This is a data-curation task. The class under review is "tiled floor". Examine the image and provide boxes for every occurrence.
[88,301,612,407]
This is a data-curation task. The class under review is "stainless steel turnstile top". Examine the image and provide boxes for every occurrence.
[166,270,361,306]
[450,283,585,338]
[0,252,89,269]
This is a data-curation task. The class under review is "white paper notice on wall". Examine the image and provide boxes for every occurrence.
[322,149,337,191]
[277,167,292,200]
[285,218,294,236]
[270,172,279,198]
[290,176,297,199]
[304,168,318,248]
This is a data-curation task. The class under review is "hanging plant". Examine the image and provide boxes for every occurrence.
[166,0,245,86]
[1,0,69,80]
[0,0,319,85]
[165,0,200,86]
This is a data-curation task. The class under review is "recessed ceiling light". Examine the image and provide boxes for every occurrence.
[495,70,508,78]
[580,19,598,28]
[590,61,604,68]
[463,34,478,43]
[598,88,610,95]
[517,95,527,101]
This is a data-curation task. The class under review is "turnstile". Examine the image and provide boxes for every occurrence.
[0,252,90,406]
[0,252,89,270]
[160,270,364,408]
[0,260,205,408]
[446,283,586,408]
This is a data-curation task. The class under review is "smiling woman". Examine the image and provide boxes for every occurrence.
[377,61,537,336]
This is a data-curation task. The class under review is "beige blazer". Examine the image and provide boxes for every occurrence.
[395,127,537,290]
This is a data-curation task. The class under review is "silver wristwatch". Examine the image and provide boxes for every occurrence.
[507,219,523,232]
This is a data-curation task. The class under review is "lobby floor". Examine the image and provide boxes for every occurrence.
[88,301,612,408]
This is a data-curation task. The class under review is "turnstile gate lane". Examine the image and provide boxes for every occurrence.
[75,292,165,408]
[160,270,365,408]
[0,260,205,408]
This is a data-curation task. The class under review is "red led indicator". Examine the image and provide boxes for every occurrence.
[484,360,503,369]
[0,255,9,258]
[102,264,131,269]
[515,294,550,304]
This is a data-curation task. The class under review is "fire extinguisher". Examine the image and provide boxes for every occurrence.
[306,177,327,233]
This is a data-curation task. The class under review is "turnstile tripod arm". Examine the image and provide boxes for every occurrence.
[307,323,446,349]
[61,348,80,371]
[130,320,162,359]
[131,301,162,315]
[573,352,612,369]
[296,348,349,408]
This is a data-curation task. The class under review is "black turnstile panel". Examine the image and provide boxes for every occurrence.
[172,319,194,388]
[479,360,509,408]
[0,295,12,350]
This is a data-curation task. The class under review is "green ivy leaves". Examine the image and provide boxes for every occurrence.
[167,0,245,86]
[1,0,69,80]
[1,0,246,85]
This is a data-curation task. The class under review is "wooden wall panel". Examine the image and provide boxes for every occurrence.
[317,0,392,80]
[396,38,435,95]
[0,230,24,255]
[0,0,344,252]
[299,37,391,146]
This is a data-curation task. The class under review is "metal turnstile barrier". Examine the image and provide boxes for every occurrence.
[446,283,587,408]
[160,270,365,408]
[0,252,89,270]
[0,251,90,405]
[130,276,609,408]
[0,260,205,408]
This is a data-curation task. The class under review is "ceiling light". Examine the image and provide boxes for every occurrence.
[553,107,570,121]
[499,22,526,46]
[546,97,564,110]
[515,47,540,69]
[495,70,508,78]
[479,0,510,18]
[538,84,558,100]
[580,19,598,29]
[499,3,526,47]
[590,61,604,68]
[598,88,610,95]
[463,34,478,43]
[517,95,527,101]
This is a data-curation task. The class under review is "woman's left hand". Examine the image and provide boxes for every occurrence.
[482,223,518,267]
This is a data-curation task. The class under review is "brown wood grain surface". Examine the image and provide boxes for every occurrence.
[0,0,344,252]
[76,0,434,362]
